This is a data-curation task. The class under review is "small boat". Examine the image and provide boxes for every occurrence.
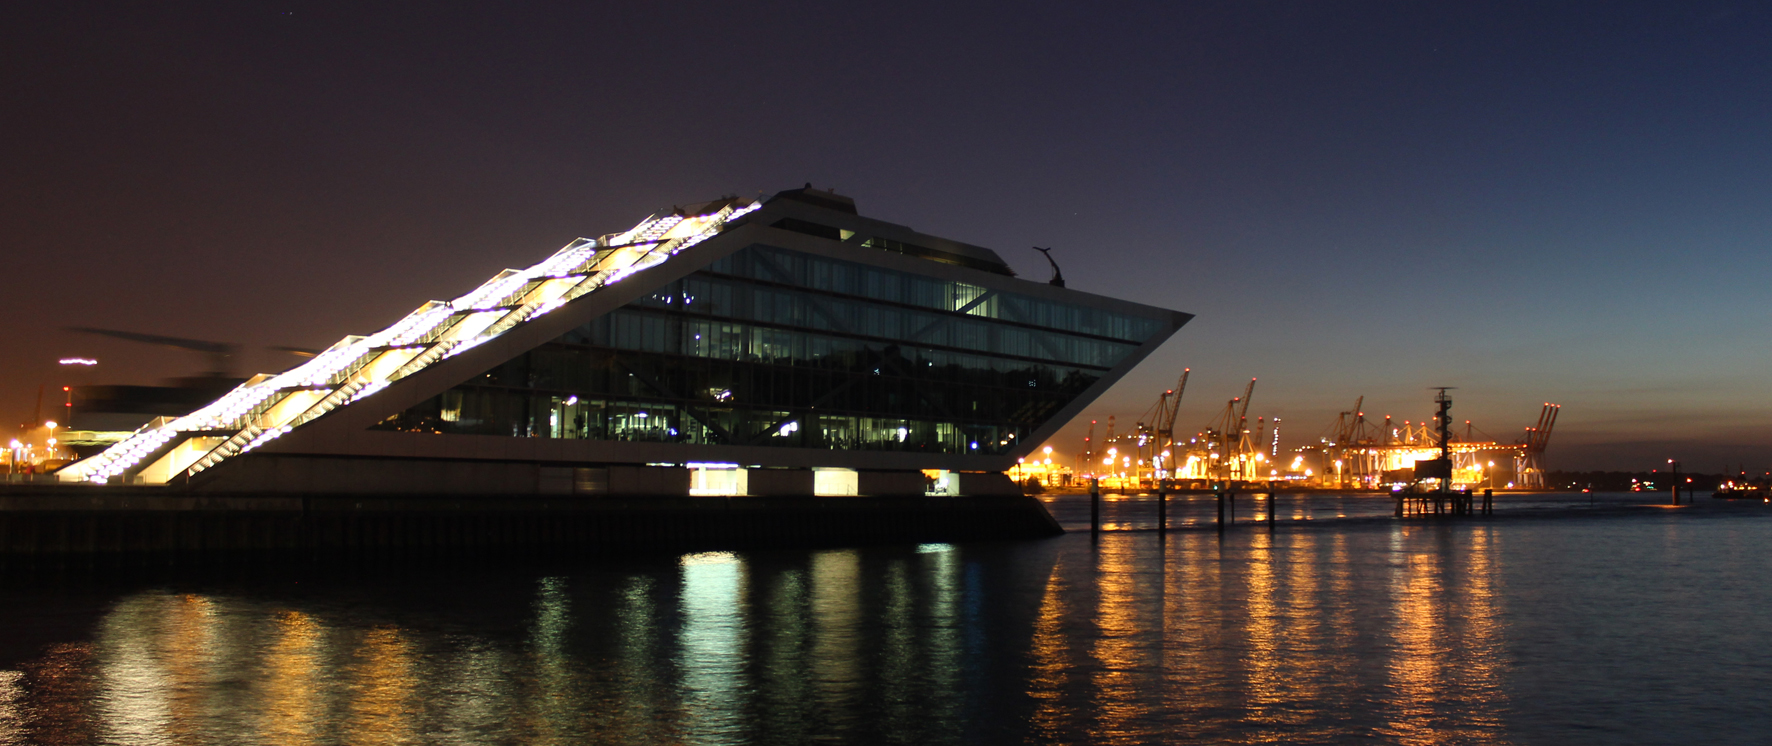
[1713,480,1769,499]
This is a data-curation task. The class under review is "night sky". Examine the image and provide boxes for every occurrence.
[6,2,1772,471]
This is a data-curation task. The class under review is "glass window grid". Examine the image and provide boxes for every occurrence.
[627,273,1139,370]
[578,306,1117,377]
[373,244,1170,456]
[379,386,1014,454]
[705,244,1165,343]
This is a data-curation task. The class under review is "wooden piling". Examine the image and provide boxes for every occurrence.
[1090,477,1101,536]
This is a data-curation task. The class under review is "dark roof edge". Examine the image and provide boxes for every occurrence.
[767,185,858,214]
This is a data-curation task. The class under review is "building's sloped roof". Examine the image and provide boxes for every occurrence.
[61,199,762,484]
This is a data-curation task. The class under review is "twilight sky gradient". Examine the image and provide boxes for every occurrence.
[5,1,1771,470]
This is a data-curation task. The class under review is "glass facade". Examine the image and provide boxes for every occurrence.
[373,244,1167,456]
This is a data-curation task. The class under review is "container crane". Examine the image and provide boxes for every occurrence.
[1134,368,1191,484]
[1158,369,1189,481]
[1233,378,1257,470]
[1516,403,1560,488]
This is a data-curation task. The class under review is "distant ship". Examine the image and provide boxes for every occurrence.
[1712,478,1768,499]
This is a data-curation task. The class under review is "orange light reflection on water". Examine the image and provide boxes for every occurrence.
[1087,534,1153,743]
[1023,526,1513,744]
[259,609,325,745]
[3,525,1524,744]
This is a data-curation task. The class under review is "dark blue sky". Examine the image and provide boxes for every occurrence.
[6,1,1771,469]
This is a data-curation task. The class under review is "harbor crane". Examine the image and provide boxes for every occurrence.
[1134,368,1190,482]
[1516,403,1560,488]
[1233,377,1257,464]
[1195,377,1258,481]
[1158,369,1189,480]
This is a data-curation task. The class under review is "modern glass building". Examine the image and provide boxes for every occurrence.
[62,188,1190,496]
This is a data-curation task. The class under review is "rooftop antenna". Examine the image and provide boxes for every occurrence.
[1032,247,1066,287]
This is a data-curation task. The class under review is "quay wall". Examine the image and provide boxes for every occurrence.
[0,490,1062,557]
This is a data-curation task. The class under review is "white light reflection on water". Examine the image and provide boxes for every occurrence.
[923,542,965,734]
[519,576,573,744]
[95,595,176,744]
[809,549,860,741]
[3,507,1771,744]
[753,561,809,743]
[679,551,746,744]
[609,573,666,742]
[0,670,24,744]
[433,637,514,743]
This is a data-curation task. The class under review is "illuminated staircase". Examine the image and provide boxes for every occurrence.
[60,200,760,485]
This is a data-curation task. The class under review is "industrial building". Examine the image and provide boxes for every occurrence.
[60,187,1190,497]
[1088,380,1560,491]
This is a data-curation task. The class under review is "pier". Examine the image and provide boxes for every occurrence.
[0,486,1061,558]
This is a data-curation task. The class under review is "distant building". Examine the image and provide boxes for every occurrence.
[60,378,245,456]
[62,188,1190,495]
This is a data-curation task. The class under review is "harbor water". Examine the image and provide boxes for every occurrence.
[1,493,1768,744]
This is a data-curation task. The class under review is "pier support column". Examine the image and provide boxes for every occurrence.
[1267,493,1276,531]
[1090,477,1101,537]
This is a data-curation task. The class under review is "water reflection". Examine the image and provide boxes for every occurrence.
[6,517,1758,744]
[1088,534,1153,743]
[1027,550,1077,741]
[518,576,573,743]
[342,626,416,744]
[809,549,859,740]
[677,552,744,743]
[259,609,326,744]
[0,670,21,744]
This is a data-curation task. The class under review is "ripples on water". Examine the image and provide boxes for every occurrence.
[1,495,1770,745]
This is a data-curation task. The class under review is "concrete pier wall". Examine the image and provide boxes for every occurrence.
[0,490,1061,557]
[184,454,1026,498]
